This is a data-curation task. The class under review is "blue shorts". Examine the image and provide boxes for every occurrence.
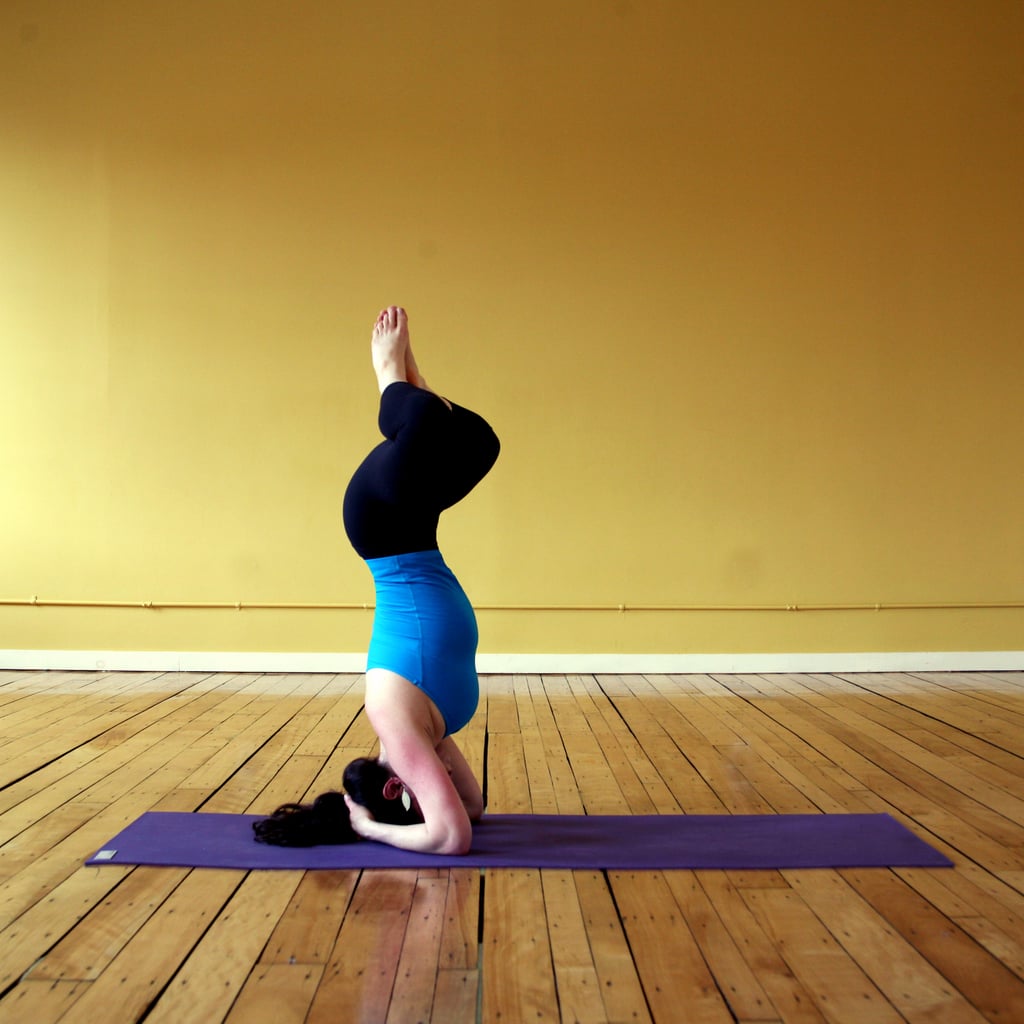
[365,549,480,736]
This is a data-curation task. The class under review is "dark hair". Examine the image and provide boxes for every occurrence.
[252,756,422,847]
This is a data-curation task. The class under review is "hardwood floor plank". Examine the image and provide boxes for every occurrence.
[797,675,1024,823]
[573,869,652,1024]
[587,684,683,815]
[552,709,631,815]
[662,870,777,1021]
[518,676,563,814]
[437,868,480,971]
[53,869,245,1024]
[305,871,416,1024]
[432,969,478,1023]
[843,867,1024,1023]
[0,979,89,1024]
[143,870,303,1024]
[486,733,530,814]
[387,875,448,1024]
[530,679,585,815]
[741,886,905,1023]
[785,869,988,1023]
[481,868,559,1023]
[485,675,519,735]
[260,870,359,966]
[714,681,1022,871]
[0,865,133,991]
[29,866,189,981]
[596,676,726,814]
[841,673,1024,781]
[293,687,364,758]
[224,963,324,1024]
[0,670,1022,1024]
[543,870,608,1023]
[609,870,733,1023]
[695,872,827,1024]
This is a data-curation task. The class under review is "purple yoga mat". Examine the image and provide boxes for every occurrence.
[85,812,952,871]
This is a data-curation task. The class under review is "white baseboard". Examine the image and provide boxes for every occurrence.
[1,650,1022,673]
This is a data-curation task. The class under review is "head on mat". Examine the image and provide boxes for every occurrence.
[253,757,422,847]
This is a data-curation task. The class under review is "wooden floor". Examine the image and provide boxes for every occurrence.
[0,671,1022,1023]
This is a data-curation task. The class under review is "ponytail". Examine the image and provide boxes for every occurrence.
[252,790,355,846]
[253,756,422,847]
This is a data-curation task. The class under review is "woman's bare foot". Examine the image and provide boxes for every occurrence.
[405,339,430,391]
[371,306,409,392]
[372,307,452,408]
[405,337,452,409]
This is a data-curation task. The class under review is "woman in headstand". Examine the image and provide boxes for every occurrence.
[254,307,499,854]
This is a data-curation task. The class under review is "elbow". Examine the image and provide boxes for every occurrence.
[436,819,473,856]
[441,835,472,856]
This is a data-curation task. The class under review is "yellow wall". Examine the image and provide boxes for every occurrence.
[2,1,1022,656]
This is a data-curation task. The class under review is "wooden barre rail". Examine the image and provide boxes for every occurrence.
[1,597,1022,613]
